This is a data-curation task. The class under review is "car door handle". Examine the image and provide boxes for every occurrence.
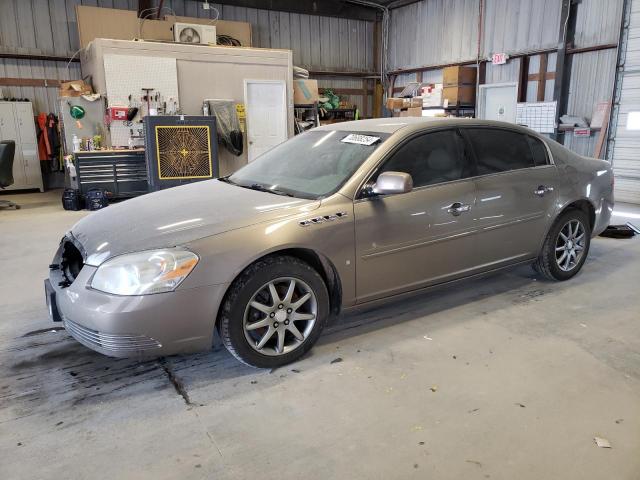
[447,202,471,216]
[534,185,554,197]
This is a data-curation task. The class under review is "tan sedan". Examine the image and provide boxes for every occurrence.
[46,118,614,367]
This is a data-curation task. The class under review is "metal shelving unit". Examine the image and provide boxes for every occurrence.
[294,103,320,134]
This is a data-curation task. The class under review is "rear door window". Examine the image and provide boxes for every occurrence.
[527,136,549,166]
[465,128,535,175]
[377,129,473,188]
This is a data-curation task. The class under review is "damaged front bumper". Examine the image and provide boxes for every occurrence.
[45,237,227,358]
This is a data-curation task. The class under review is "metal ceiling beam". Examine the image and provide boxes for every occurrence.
[385,0,424,9]
[186,0,379,21]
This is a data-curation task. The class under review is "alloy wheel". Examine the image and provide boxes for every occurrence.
[243,277,317,356]
[555,219,586,272]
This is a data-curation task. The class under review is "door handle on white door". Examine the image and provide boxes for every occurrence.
[534,185,554,197]
[447,202,471,216]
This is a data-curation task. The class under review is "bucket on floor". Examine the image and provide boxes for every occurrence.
[84,189,109,211]
[61,188,83,211]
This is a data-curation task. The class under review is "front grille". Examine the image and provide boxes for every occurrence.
[60,239,84,284]
[64,318,162,353]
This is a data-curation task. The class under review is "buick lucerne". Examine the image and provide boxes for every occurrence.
[45,118,614,367]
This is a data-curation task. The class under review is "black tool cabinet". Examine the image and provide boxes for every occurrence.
[75,150,148,199]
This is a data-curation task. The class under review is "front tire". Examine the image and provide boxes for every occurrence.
[219,255,329,368]
[534,209,591,281]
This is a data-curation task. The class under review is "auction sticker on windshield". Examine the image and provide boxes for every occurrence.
[341,134,380,146]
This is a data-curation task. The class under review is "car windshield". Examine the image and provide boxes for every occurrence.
[226,130,389,199]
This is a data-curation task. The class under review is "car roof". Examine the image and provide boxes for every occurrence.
[315,117,540,136]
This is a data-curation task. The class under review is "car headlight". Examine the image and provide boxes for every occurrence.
[90,248,199,296]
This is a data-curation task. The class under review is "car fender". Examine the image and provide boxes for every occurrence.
[179,194,357,308]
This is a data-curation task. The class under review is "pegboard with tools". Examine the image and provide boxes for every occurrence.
[103,54,180,147]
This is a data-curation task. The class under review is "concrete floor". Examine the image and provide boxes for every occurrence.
[1,190,639,480]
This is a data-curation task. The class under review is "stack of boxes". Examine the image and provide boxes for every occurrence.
[442,66,476,106]
[385,97,423,117]
[384,66,477,117]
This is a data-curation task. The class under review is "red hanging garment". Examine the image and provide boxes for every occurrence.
[37,113,51,160]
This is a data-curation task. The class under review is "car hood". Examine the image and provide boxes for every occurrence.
[71,179,320,265]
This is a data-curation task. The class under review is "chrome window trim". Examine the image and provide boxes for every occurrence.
[470,163,557,182]
[352,125,557,203]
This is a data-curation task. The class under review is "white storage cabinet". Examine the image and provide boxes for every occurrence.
[0,101,43,192]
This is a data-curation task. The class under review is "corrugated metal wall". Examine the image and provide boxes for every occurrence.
[0,0,374,113]
[573,0,625,48]
[563,49,618,156]
[481,0,561,56]
[388,0,479,71]
[389,0,623,71]
[388,0,623,157]
[525,53,557,102]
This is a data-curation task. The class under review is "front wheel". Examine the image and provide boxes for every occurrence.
[218,255,329,368]
[533,209,591,281]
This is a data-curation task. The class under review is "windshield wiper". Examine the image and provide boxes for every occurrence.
[247,183,294,197]
[220,177,294,197]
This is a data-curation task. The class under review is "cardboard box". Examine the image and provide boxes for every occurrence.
[293,79,319,104]
[443,66,477,87]
[386,97,406,109]
[76,6,253,49]
[443,85,475,105]
[386,97,421,110]
[59,80,93,97]
[394,106,423,117]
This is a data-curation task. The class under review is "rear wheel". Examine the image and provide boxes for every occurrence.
[534,209,591,281]
[219,255,329,368]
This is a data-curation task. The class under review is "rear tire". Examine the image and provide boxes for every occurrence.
[218,255,329,368]
[534,209,591,281]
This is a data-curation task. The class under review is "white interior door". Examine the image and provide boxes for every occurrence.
[479,83,518,123]
[244,80,288,162]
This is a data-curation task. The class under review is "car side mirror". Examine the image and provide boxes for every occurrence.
[372,171,413,195]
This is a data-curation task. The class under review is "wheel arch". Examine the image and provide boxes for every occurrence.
[536,197,596,256]
[215,247,343,329]
[557,198,596,232]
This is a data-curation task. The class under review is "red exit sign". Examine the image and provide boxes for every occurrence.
[491,53,508,65]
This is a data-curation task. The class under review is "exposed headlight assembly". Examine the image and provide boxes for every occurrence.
[91,248,199,296]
